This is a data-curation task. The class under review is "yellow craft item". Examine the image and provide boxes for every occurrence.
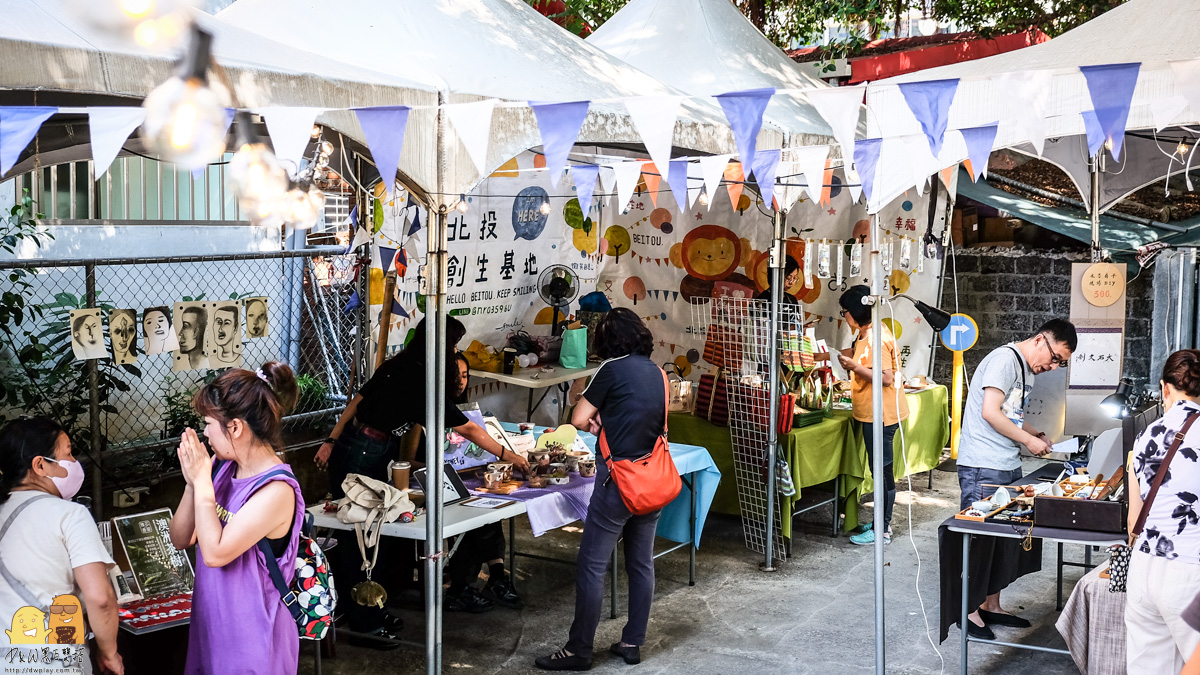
[536,424,578,450]
[368,267,384,305]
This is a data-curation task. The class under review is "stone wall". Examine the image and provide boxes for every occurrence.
[930,247,1153,388]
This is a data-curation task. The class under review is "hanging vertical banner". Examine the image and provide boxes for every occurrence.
[1080,62,1141,160]
[355,106,411,199]
[898,79,959,156]
[256,107,323,178]
[0,106,58,176]
[624,96,682,176]
[529,100,590,187]
[88,107,147,179]
[714,88,775,168]
[570,164,600,215]
[445,99,497,176]
[806,86,864,170]
[751,149,781,211]
[959,124,999,181]
[667,159,690,213]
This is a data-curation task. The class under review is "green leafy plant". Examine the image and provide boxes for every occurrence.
[161,371,218,439]
[295,373,330,415]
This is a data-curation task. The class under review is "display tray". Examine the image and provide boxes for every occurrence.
[118,592,192,635]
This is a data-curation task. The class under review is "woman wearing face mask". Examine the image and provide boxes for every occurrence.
[0,418,123,674]
[168,362,303,675]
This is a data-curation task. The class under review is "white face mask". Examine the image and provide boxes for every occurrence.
[44,458,85,500]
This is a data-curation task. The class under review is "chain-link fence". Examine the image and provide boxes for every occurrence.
[0,246,368,492]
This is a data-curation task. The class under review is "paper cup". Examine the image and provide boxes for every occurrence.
[390,461,411,490]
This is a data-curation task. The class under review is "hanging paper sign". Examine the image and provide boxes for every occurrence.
[1081,262,1126,307]
[850,242,863,277]
[817,240,831,279]
[899,238,912,271]
[917,247,924,274]
[802,240,814,288]
[881,238,892,273]
[836,245,845,287]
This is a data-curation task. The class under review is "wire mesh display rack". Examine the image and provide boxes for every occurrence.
[691,296,807,560]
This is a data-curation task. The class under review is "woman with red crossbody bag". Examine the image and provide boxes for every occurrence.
[536,309,680,672]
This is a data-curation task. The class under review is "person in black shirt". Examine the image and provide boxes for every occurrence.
[313,317,528,646]
[536,308,668,671]
[754,255,800,304]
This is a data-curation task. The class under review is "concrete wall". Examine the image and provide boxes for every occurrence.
[931,247,1153,388]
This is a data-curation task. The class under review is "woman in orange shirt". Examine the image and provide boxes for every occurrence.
[836,285,909,546]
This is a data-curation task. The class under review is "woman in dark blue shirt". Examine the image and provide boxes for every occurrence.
[536,308,667,671]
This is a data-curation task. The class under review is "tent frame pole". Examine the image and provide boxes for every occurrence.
[762,208,784,571]
[425,90,449,675]
[869,214,886,675]
[1090,152,1104,263]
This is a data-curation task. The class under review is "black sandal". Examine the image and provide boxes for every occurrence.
[535,648,592,671]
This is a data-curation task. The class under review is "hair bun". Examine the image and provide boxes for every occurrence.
[259,361,299,413]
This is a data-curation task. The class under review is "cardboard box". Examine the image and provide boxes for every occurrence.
[981,217,1022,244]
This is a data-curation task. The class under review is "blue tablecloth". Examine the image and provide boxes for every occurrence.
[499,424,720,548]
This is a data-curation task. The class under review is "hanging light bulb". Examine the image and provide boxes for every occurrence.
[66,0,196,38]
[697,187,709,207]
[1178,142,1191,156]
[311,125,322,139]
[457,195,470,213]
[141,25,227,171]
[320,141,334,156]
[283,183,321,229]
[228,111,289,227]
[539,200,551,215]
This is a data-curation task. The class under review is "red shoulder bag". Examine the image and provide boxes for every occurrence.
[596,368,682,516]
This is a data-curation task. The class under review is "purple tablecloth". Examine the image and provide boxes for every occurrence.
[464,476,596,536]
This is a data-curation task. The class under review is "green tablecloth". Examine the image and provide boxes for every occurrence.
[668,385,949,538]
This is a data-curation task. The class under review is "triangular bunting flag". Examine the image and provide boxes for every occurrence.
[792,145,830,203]
[898,79,959,156]
[88,107,146,179]
[641,162,662,207]
[724,161,745,211]
[1081,110,1106,157]
[348,222,371,253]
[624,96,681,177]
[960,124,999,181]
[844,165,863,204]
[1170,60,1200,125]
[343,291,361,314]
[391,298,409,319]
[687,160,703,208]
[599,165,617,205]
[714,88,774,166]
[1151,95,1189,132]
[667,159,689,213]
[670,344,676,354]
[1080,63,1141,160]
[939,165,956,189]
[751,149,781,211]
[256,107,322,177]
[672,292,679,301]
[998,71,1051,156]
[355,106,410,199]
[408,209,422,237]
[698,154,730,212]
[445,99,496,176]
[529,100,590,188]
[0,106,58,176]
[853,138,883,206]
[613,161,643,212]
[378,246,397,274]
[571,164,600,215]
[806,86,863,169]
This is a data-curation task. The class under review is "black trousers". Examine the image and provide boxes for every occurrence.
[447,522,506,589]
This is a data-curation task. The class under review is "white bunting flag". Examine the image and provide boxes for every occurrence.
[612,161,644,213]
[844,166,863,204]
[89,108,146,179]
[698,154,732,211]
[806,86,864,170]
[445,99,496,176]
[255,107,322,177]
[624,96,682,176]
[598,164,618,206]
[792,145,830,203]
[1170,59,1200,125]
[998,71,1051,157]
[1151,95,1189,131]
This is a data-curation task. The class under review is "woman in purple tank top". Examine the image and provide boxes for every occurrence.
[168,362,305,675]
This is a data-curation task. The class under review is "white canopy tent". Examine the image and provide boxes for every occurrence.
[219,0,739,206]
[0,0,441,174]
[586,0,837,148]
[864,0,1200,215]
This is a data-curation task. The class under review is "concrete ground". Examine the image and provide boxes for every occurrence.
[301,459,1087,675]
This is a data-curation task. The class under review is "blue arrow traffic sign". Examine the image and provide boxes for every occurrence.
[940,313,978,352]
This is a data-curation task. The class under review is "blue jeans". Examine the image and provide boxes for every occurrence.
[957,466,1024,510]
[862,422,898,531]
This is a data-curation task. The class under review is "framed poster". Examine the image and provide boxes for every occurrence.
[110,508,194,599]
[1067,327,1124,391]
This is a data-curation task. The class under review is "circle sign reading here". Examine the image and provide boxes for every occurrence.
[940,313,978,352]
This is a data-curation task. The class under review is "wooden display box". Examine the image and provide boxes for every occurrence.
[1033,495,1126,534]
[954,500,1015,522]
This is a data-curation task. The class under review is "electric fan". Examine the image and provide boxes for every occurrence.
[537,264,579,336]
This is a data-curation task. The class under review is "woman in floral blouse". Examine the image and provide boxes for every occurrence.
[1127,349,1200,675]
